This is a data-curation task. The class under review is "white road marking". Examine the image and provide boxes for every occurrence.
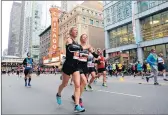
[96,90,142,98]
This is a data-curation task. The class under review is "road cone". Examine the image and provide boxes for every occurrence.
[119,77,124,82]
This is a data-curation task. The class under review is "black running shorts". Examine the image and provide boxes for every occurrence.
[78,63,89,75]
[98,68,106,73]
[24,69,32,76]
[62,60,79,76]
[88,67,96,74]
[158,63,165,71]
[17,71,19,75]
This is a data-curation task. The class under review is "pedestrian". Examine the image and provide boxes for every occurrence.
[16,65,21,78]
[146,49,159,85]
[158,53,168,81]
[23,52,34,87]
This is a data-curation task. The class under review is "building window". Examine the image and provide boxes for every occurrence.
[91,11,93,14]
[87,10,89,13]
[109,23,135,48]
[74,18,76,23]
[82,9,85,12]
[67,24,68,28]
[96,21,99,26]
[141,11,168,41]
[95,12,97,16]
[83,17,85,23]
[90,19,93,25]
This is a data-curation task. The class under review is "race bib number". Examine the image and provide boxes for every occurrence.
[27,64,32,68]
[79,57,87,62]
[79,53,88,62]
[87,63,94,67]
[73,51,79,60]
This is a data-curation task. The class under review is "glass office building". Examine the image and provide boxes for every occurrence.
[104,1,168,70]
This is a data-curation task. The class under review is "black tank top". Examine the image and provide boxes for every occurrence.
[78,48,89,66]
[65,39,81,62]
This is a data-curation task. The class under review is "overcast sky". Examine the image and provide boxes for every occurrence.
[2,1,84,52]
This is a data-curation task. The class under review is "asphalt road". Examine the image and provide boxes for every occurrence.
[2,73,168,114]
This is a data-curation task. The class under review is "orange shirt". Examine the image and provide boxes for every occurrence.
[97,56,105,69]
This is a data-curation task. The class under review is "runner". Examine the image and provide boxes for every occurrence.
[71,34,99,108]
[87,51,98,90]
[146,49,159,85]
[23,52,34,87]
[96,48,107,87]
[135,61,144,79]
[16,65,21,78]
[56,27,85,112]
[158,53,168,81]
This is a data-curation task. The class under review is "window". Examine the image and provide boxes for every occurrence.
[96,21,99,26]
[138,1,149,13]
[87,10,89,13]
[109,23,135,48]
[74,18,76,23]
[141,11,168,41]
[95,13,97,16]
[83,17,85,23]
[90,19,93,25]
[82,9,85,12]
[67,24,68,28]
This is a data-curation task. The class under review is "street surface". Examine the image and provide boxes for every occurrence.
[2,73,168,114]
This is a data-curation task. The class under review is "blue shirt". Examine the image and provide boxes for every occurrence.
[147,53,158,66]
[24,58,33,70]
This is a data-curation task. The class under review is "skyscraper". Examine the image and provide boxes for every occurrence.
[61,1,79,12]
[19,1,25,57]
[8,2,22,56]
[21,1,42,63]
[30,1,42,62]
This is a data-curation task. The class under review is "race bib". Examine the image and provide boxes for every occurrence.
[79,53,88,62]
[79,57,87,62]
[73,51,80,60]
[87,63,94,67]
[27,64,32,68]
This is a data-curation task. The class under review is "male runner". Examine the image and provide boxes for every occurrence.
[23,52,33,87]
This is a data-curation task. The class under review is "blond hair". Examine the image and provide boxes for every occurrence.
[69,26,77,36]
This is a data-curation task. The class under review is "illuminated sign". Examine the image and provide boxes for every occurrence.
[49,7,59,53]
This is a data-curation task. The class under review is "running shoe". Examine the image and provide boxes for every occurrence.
[74,105,85,113]
[163,79,168,81]
[56,93,62,105]
[84,87,88,91]
[79,98,83,108]
[28,83,31,87]
[154,82,159,85]
[146,77,149,82]
[87,85,93,90]
[25,82,27,87]
[102,83,107,87]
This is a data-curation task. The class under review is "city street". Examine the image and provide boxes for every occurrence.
[2,73,168,114]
